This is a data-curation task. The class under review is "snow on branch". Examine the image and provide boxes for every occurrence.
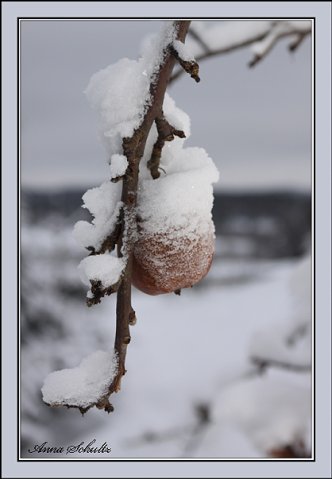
[170,40,200,82]
[249,20,311,68]
[171,20,311,81]
[42,351,118,414]
[44,21,194,414]
[110,154,128,182]
[78,253,126,306]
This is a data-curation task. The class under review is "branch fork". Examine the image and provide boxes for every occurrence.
[147,113,185,179]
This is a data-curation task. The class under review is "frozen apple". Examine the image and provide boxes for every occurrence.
[132,227,214,295]
[133,145,219,295]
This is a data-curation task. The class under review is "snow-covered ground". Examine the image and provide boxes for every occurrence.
[21,224,312,459]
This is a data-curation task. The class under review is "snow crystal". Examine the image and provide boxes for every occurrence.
[110,154,128,179]
[73,181,122,250]
[42,350,118,408]
[78,253,125,288]
[172,39,196,62]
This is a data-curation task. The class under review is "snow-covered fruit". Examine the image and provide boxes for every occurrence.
[132,227,215,295]
[132,146,219,295]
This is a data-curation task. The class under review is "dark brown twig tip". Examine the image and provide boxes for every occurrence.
[170,46,200,83]
[288,33,308,52]
[96,397,114,413]
[248,55,261,68]
[189,62,200,82]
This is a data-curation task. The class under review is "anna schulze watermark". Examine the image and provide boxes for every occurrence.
[27,438,112,455]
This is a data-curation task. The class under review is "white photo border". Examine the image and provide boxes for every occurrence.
[2,2,331,478]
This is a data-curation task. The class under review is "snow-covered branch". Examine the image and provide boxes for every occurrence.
[43,20,196,414]
[171,20,311,81]
[250,356,311,373]
[249,21,311,68]
[170,40,200,82]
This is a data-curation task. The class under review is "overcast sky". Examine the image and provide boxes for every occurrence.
[20,20,312,192]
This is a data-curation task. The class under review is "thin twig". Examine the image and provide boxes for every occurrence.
[248,24,310,68]
[250,356,311,373]
[171,21,311,82]
[288,32,309,52]
[170,45,200,82]
[147,113,185,179]
[170,28,269,83]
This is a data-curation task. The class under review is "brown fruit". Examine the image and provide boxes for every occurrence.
[132,227,214,295]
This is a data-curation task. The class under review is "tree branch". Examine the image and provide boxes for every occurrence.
[103,20,192,409]
[288,32,309,52]
[170,45,200,82]
[43,21,193,415]
[170,26,269,83]
[170,21,311,82]
[147,113,185,179]
[250,355,311,373]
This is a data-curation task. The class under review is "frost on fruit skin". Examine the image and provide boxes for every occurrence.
[133,227,215,295]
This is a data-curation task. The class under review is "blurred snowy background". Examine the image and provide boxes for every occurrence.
[20,20,312,458]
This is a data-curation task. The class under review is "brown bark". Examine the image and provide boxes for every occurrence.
[104,20,192,409]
